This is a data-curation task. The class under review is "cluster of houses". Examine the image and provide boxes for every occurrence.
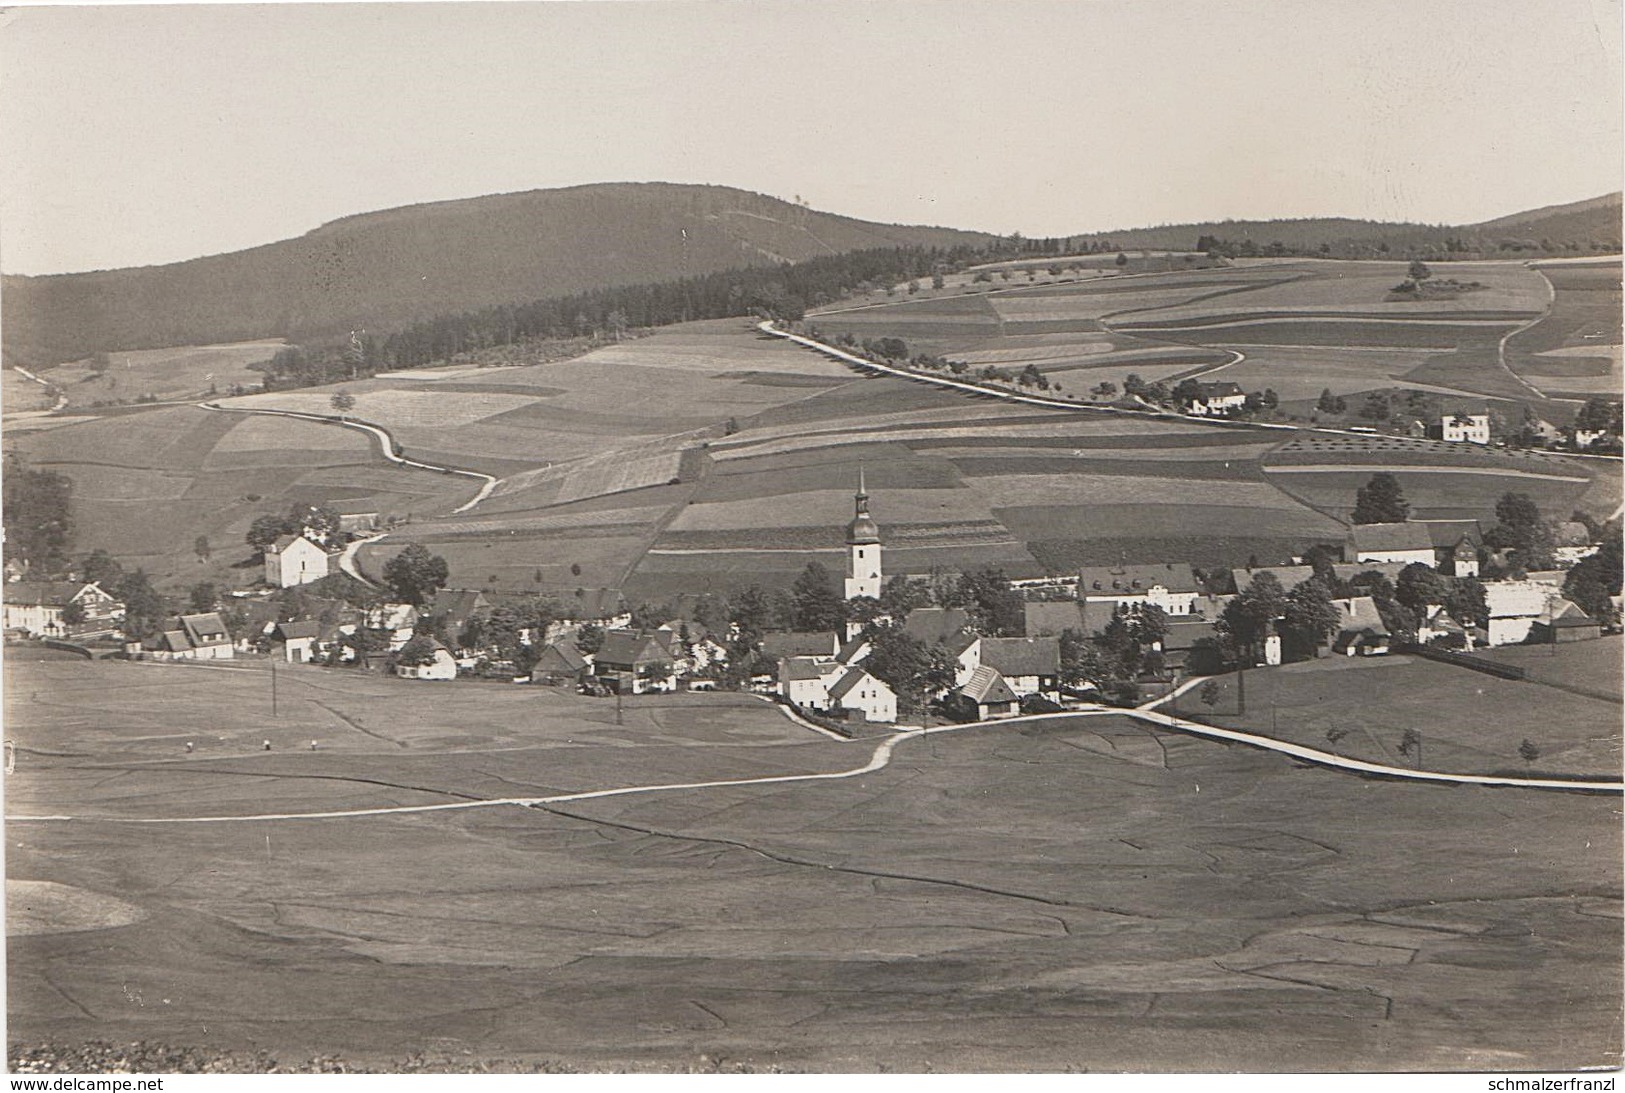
[4,474,1613,729]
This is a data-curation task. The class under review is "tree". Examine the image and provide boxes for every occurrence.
[878,575,931,619]
[575,622,605,656]
[1091,380,1117,398]
[1394,562,1451,614]
[864,625,955,713]
[330,391,356,418]
[1352,473,1410,524]
[1489,491,1555,572]
[247,512,300,553]
[80,548,124,589]
[1519,739,1540,767]
[1408,259,1432,283]
[116,570,167,641]
[60,600,86,627]
[791,562,846,632]
[1115,252,1129,268]
[381,543,449,606]
[1282,578,1342,656]
[1218,571,1287,663]
[193,535,211,563]
[1562,525,1622,626]
[2,454,74,572]
[1126,604,1169,650]
[1199,680,1222,709]
[951,568,1024,637]
[395,634,440,667]
[188,582,218,613]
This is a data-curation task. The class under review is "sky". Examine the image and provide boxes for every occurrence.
[1,0,1620,275]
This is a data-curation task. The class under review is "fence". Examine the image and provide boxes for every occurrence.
[1396,642,1526,680]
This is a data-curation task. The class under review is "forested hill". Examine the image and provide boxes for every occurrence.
[1,183,996,366]
[1062,192,1623,260]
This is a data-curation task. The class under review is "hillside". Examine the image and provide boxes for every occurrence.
[1,183,995,365]
[1062,192,1622,260]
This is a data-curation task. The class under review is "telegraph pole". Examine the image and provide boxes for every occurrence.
[271,658,278,718]
[1237,663,1246,717]
[616,687,623,727]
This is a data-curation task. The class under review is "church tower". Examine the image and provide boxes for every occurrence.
[844,468,883,601]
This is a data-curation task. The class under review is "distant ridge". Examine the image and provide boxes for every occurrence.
[1,182,995,365]
[1061,192,1622,258]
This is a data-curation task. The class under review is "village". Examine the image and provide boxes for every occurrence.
[5,454,1617,738]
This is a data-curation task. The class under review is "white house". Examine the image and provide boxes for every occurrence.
[827,667,897,723]
[396,642,458,680]
[1575,428,1611,449]
[1441,413,1491,445]
[1331,597,1390,656]
[1076,564,1202,615]
[1485,582,1558,646]
[2,580,124,638]
[366,603,420,650]
[264,534,331,588]
[1185,381,1247,416]
[1347,523,1437,567]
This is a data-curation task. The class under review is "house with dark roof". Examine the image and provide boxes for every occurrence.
[946,666,1021,721]
[1077,563,1201,615]
[1023,601,1085,638]
[1232,566,1314,595]
[978,636,1061,697]
[1532,599,1602,643]
[395,640,457,680]
[426,589,490,646]
[273,620,320,663]
[1331,597,1390,656]
[566,588,631,628]
[761,631,840,659]
[1417,519,1483,576]
[900,607,972,646]
[529,639,590,686]
[593,629,676,694]
[180,613,234,659]
[2,580,123,638]
[1348,522,1437,566]
[1185,381,1247,416]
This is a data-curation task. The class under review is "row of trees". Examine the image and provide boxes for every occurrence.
[2,453,74,573]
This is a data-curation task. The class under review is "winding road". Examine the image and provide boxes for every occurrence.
[11,693,1616,827]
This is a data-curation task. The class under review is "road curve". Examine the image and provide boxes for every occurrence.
[10,696,1615,826]
[198,401,498,514]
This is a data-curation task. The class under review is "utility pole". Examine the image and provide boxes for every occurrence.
[271,658,278,718]
[616,687,623,726]
[1237,663,1246,717]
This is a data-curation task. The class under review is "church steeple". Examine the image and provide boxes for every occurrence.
[844,467,882,601]
[846,467,880,546]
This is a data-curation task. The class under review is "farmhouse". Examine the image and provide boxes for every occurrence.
[1076,563,1201,615]
[1023,601,1086,637]
[761,631,840,659]
[274,620,320,663]
[901,607,974,645]
[826,667,897,723]
[1532,599,1602,643]
[1,580,124,638]
[978,636,1061,698]
[947,666,1021,721]
[593,629,676,694]
[1437,411,1491,445]
[366,602,420,650]
[1484,582,1553,646]
[780,656,839,708]
[529,639,590,686]
[1331,596,1391,656]
[395,641,457,681]
[141,612,237,660]
[1184,381,1247,416]
[264,534,331,588]
[426,589,490,647]
[1347,522,1437,566]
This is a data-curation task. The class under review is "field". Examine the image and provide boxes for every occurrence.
[1182,640,1623,778]
[1504,263,1623,397]
[3,406,468,590]
[7,657,1618,1071]
[37,340,284,408]
[1,368,56,414]
[1261,435,1604,523]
